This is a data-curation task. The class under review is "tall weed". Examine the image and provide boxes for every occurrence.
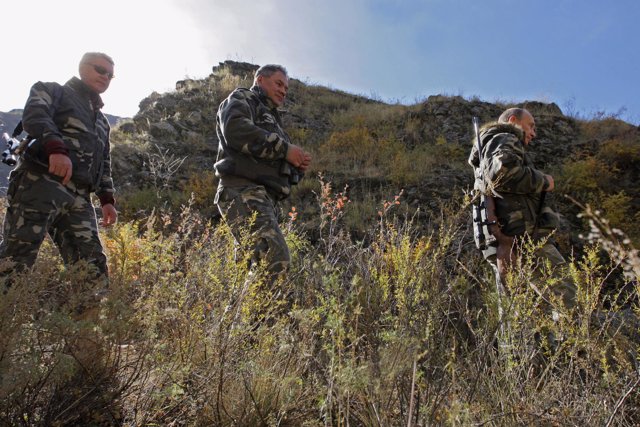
[1,178,638,425]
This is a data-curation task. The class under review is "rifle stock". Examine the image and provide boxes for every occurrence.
[472,117,500,251]
[471,117,516,282]
[484,194,515,280]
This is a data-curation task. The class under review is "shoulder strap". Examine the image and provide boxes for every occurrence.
[12,84,64,138]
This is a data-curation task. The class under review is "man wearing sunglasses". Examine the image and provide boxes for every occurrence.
[0,52,117,289]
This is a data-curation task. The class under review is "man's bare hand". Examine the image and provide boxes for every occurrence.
[545,174,555,192]
[100,203,117,227]
[49,153,73,185]
[298,152,312,171]
[286,144,312,171]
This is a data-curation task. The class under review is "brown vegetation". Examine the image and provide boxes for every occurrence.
[1,61,639,425]
[1,188,639,425]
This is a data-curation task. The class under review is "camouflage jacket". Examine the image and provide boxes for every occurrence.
[20,77,114,204]
[468,122,558,237]
[215,85,299,200]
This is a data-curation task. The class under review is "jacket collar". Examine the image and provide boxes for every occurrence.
[66,76,104,110]
[250,85,277,110]
[468,122,525,168]
[480,122,524,143]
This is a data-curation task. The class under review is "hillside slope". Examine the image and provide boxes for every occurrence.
[106,60,639,246]
[1,61,639,426]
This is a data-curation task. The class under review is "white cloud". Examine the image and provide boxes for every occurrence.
[1,0,210,117]
[1,1,638,124]
[178,0,383,92]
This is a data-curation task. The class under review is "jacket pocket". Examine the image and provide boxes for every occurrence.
[502,210,525,236]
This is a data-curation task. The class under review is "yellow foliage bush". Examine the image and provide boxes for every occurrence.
[318,123,405,177]
[183,169,217,207]
[287,127,311,145]
[599,191,640,241]
[330,104,406,134]
[1,182,639,426]
[601,191,632,228]
[597,137,640,169]
[580,117,632,141]
[559,157,614,194]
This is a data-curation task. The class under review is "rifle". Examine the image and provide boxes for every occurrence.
[471,117,497,251]
[471,117,515,282]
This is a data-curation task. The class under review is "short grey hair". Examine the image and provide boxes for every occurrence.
[80,52,115,66]
[498,107,529,124]
[254,64,288,84]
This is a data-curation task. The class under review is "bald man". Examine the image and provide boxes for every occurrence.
[469,108,575,308]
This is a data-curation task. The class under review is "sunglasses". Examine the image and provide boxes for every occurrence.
[86,63,115,79]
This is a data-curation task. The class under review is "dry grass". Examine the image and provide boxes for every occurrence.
[1,179,638,426]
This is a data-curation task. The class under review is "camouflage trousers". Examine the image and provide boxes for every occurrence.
[486,239,577,312]
[487,239,640,370]
[0,168,108,277]
[215,183,290,277]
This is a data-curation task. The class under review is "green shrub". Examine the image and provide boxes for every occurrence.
[2,178,639,426]
[183,170,218,208]
[597,138,640,170]
[317,123,406,178]
[559,157,614,195]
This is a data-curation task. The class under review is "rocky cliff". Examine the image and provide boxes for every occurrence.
[102,61,640,243]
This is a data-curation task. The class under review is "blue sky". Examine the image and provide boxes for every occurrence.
[2,0,638,124]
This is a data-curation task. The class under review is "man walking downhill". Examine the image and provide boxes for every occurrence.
[0,52,117,294]
[214,64,311,286]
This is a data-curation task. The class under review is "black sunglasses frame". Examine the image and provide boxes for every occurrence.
[86,63,114,79]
